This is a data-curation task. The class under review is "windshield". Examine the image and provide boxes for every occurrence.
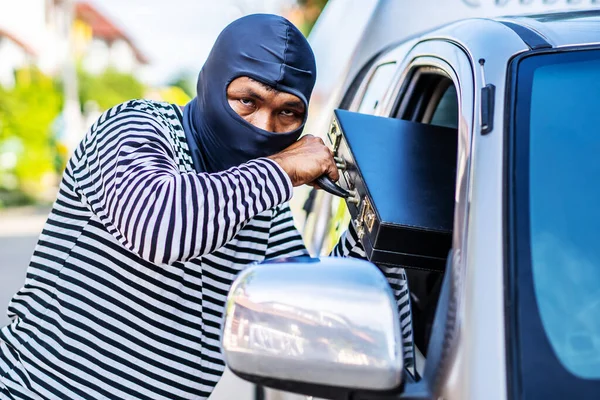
[528,51,600,378]
[511,48,600,398]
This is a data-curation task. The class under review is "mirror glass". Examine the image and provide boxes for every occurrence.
[222,257,403,392]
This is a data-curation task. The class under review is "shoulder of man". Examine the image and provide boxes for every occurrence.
[92,99,178,131]
[83,99,185,145]
[74,99,181,161]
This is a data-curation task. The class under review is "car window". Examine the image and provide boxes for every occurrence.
[390,67,460,361]
[513,49,600,381]
[509,48,600,400]
[395,69,458,129]
[357,62,397,115]
[430,84,458,129]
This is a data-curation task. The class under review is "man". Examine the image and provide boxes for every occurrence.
[0,14,374,400]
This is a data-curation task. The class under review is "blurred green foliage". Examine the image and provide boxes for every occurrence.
[168,72,195,98]
[0,68,63,208]
[78,67,145,110]
[297,0,329,35]
[0,66,146,208]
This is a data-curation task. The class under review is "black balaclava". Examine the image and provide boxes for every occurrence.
[182,14,317,173]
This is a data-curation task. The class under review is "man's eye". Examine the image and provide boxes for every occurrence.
[239,98,254,107]
[280,110,295,117]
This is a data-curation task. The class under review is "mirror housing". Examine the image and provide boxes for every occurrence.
[221,257,404,398]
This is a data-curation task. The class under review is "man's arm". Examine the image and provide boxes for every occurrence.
[264,201,366,260]
[329,222,367,258]
[73,108,293,267]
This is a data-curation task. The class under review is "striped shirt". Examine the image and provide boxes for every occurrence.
[0,100,412,399]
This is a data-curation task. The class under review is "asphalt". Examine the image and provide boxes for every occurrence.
[0,206,49,327]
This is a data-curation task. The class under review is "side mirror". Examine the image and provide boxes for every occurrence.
[221,257,404,399]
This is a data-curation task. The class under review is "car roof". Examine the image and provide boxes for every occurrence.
[341,9,600,100]
[497,10,600,48]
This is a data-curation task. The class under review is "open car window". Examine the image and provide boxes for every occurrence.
[395,68,459,127]
[390,66,460,368]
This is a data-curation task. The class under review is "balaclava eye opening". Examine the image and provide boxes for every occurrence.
[182,14,317,173]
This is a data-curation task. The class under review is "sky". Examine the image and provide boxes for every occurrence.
[88,0,295,86]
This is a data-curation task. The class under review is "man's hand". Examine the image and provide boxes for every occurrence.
[268,135,339,187]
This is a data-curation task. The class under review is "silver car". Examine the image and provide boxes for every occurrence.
[222,10,600,400]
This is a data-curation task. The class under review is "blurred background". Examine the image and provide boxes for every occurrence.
[0,1,368,398]
[0,0,333,209]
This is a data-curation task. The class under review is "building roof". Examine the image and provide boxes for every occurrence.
[0,28,37,56]
[75,2,149,64]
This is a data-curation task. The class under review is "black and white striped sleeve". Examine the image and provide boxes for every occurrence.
[329,222,367,258]
[330,224,413,371]
[73,108,293,266]
[265,204,309,260]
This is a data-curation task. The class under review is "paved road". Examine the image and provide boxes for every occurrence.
[0,206,48,328]
[0,207,257,399]
[0,235,37,326]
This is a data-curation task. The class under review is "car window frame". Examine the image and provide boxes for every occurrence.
[341,47,472,382]
[404,52,472,257]
[349,61,396,113]
[347,41,417,114]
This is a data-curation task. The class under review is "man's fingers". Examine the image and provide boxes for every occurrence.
[323,145,339,181]
[273,134,342,187]
[330,168,340,182]
[326,158,340,181]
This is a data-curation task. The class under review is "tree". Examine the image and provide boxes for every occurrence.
[296,0,329,35]
[78,67,145,111]
[168,71,195,99]
[0,68,63,206]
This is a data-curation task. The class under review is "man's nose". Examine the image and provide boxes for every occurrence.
[252,110,276,132]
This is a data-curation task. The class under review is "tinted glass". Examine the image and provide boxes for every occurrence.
[521,51,600,379]
[357,62,396,115]
[430,84,458,129]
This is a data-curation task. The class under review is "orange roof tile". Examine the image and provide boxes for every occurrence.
[0,28,37,56]
[75,2,149,64]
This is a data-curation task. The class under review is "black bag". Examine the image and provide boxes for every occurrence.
[328,109,457,271]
